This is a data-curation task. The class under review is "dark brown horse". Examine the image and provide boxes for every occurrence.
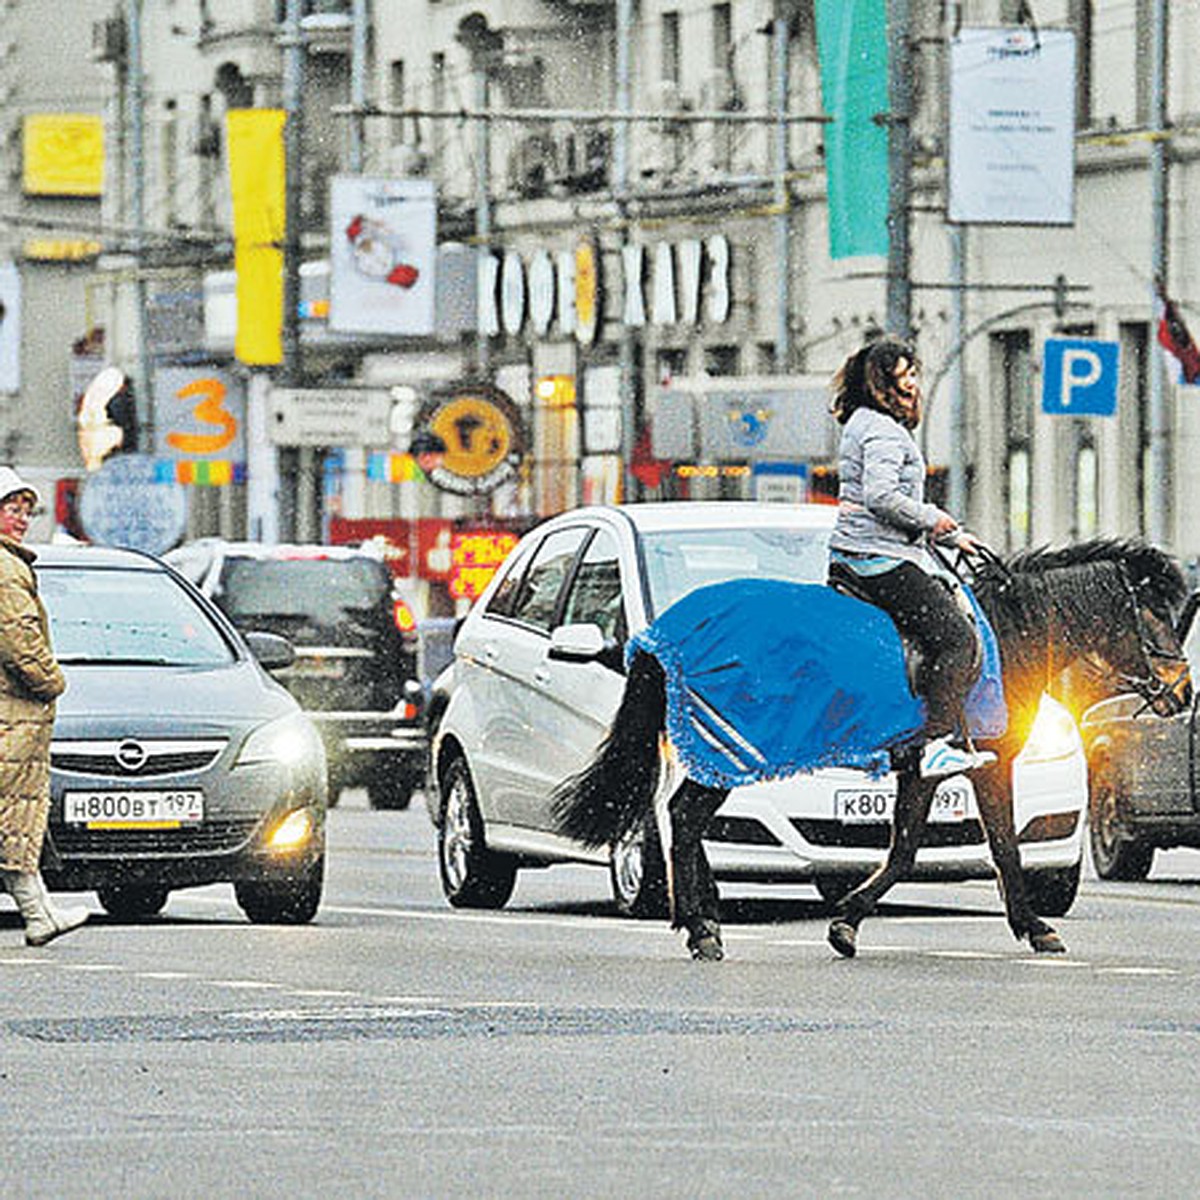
[553,539,1192,961]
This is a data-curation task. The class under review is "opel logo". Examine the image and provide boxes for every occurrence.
[115,739,148,772]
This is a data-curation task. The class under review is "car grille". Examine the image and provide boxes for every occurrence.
[51,739,227,778]
[792,818,987,849]
[53,817,260,858]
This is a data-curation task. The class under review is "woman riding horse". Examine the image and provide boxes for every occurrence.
[827,334,993,779]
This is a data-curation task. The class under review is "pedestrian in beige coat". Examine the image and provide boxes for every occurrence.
[0,466,88,945]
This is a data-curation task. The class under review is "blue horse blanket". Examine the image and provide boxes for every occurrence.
[628,577,1007,789]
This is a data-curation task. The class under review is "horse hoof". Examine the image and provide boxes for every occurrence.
[1030,929,1067,954]
[828,919,858,959]
[686,920,724,962]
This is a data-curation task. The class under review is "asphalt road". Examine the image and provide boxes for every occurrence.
[3,792,1200,1198]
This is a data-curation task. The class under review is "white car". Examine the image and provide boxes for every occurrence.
[428,502,1087,916]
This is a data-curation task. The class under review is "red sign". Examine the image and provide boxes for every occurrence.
[328,517,530,592]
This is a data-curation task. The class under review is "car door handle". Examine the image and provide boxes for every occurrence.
[533,668,551,687]
[482,644,500,663]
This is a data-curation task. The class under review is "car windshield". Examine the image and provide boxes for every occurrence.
[640,525,832,614]
[39,567,236,666]
[217,556,388,627]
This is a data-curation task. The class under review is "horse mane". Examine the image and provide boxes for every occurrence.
[971,537,1187,688]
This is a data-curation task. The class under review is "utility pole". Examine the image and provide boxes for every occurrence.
[615,0,637,501]
[127,0,152,449]
[281,0,307,540]
[772,12,791,372]
[1148,0,1170,547]
[886,0,913,340]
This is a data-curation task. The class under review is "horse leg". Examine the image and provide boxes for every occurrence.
[828,753,938,958]
[974,763,1066,954]
[669,781,728,961]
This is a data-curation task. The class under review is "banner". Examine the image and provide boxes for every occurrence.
[226,109,286,365]
[814,0,889,259]
[22,113,104,197]
[948,28,1076,225]
[329,177,437,335]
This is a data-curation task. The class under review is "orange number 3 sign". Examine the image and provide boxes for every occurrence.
[166,378,238,454]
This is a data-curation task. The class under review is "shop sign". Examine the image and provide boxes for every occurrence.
[449,530,520,600]
[414,383,527,496]
[477,233,729,342]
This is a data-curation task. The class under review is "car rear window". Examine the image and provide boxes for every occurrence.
[40,567,236,666]
[218,556,389,628]
[640,526,831,614]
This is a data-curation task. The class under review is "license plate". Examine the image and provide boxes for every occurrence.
[833,782,974,824]
[63,790,204,829]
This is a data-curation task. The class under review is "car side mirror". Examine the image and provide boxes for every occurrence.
[548,622,607,663]
[244,630,296,671]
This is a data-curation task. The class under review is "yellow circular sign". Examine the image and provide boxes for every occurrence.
[429,394,514,480]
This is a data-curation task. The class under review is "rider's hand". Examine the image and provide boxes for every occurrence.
[931,511,959,538]
[955,530,987,555]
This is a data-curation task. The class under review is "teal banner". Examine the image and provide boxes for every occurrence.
[815,0,890,259]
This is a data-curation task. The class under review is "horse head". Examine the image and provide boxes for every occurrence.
[992,539,1193,718]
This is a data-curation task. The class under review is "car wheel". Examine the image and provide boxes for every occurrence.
[610,817,669,919]
[1022,860,1082,917]
[813,871,872,910]
[1089,759,1154,881]
[367,769,418,811]
[97,884,169,919]
[235,854,325,924]
[438,757,517,909]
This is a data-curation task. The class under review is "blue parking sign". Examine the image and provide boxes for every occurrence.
[1042,337,1119,416]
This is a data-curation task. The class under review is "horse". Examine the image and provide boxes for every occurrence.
[552,538,1193,961]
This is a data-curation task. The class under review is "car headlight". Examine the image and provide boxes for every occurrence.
[1017,693,1082,764]
[236,712,324,769]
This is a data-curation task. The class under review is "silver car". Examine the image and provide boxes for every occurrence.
[37,545,327,923]
[429,502,1088,916]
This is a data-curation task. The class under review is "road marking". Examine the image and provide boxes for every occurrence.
[136,970,194,980]
[206,979,285,990]
[925,949,1008,960]
[0,956,52,966]
[1097,966,1179,977]
[58,963,121,972]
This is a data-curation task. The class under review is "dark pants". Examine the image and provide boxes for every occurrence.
[829,559,980,738]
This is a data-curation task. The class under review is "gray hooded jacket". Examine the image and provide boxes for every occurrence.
[828,406,949,569]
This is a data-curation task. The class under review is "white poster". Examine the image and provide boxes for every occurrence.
[948,28,1076,225]
[329,176,437,335]
[0,263,20,393]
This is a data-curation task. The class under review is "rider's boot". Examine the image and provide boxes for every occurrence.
[685,918,724,961]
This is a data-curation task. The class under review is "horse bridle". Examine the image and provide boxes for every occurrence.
[1101,560,1191,713]
[947,543,1190,714]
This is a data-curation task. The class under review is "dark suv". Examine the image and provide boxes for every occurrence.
[165,540,425,808]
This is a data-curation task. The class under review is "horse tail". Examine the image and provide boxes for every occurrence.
[551,651,666,849]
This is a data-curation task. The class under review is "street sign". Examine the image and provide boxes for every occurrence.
[1042,337,1119,416]
[79,453,188,555]
[269,387,392,447]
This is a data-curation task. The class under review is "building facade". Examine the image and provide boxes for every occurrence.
[3,0,1199,574]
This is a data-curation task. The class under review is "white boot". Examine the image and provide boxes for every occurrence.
[4,871,89,946]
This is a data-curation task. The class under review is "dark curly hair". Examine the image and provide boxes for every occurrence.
[830,334,922,429]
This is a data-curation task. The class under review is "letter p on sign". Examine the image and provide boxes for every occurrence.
[1042,337,1119,416]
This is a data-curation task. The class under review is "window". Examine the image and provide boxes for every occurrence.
[704,345,739,376]
[509,528,588,633]
[662,12,681,87]
[561,530,625,642]
[390,59,406,143]
[993,330,1033,551]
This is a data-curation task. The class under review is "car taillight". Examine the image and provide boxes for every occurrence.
[393,599,417,633]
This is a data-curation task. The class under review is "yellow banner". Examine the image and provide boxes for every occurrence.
[226,109,286,366]
[23,113,104,197]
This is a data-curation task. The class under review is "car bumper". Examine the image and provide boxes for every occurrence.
[307,710,427,774]
[44,762,327,893]
[702,756,1086,882]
